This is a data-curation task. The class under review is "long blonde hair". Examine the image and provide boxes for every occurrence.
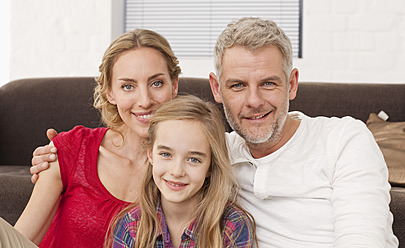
[105,95,256,247]
[94,29,181,130]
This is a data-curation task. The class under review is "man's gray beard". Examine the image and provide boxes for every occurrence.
[223,101,288,145]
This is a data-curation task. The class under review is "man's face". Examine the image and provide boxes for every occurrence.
[210,45,296,145]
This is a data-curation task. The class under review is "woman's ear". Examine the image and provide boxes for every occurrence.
[107,89,117,105]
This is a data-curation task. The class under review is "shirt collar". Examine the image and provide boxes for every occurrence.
[155,202,198,243]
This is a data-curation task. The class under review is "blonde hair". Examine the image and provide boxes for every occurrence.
[105,95,256,247]
[94,29,182,130]
[214,17,293,81]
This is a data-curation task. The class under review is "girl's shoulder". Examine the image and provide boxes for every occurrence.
[114,206,142,239]
[222,204,255,247]
[223,204,249,219]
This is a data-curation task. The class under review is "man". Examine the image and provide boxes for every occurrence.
[208,17,398,247]
[31,17,398,247]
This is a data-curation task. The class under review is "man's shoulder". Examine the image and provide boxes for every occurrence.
[298,112,366,133]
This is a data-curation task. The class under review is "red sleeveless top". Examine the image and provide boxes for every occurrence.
[40,126,131,248]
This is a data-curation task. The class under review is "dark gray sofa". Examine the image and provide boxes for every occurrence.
[1,77,404,246]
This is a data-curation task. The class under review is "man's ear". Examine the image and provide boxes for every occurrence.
[107,89,117,105]
[209,72,223,103]
[288,68,299,101]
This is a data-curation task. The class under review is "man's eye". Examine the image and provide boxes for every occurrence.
[230,83,243,89]
[151,80,164,87]
[263,82,276,89]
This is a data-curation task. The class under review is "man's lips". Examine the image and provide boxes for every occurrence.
[244,111,271,120]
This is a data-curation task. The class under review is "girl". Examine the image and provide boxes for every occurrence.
[12,28,181,247]
[108,95,257,247]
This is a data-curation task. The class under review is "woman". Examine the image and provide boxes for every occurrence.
[13,28,181,247]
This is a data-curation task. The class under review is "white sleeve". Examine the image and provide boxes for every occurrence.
[331,120,398,247]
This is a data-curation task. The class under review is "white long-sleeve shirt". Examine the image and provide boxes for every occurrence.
[227,112,398,248]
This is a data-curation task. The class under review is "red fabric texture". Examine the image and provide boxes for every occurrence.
[40,126,131,248]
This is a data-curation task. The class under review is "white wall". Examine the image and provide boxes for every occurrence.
[2,0,405,88]
[7,0,112,86]
[0,0,10,86]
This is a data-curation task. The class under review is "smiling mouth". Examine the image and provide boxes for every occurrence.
[136,113,152,120]
[164,179,187,187]
[133,112,153,121]
[247,112,270,120]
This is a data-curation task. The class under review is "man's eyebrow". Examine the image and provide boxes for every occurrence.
[261,76,283,83]
[224,78,246,85]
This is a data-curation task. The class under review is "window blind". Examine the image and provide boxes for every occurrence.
[125,0,302,58]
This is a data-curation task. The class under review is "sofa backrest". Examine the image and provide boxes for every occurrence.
[1,77,404,167]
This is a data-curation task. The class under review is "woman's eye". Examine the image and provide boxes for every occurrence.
[151,80,164,87]
[122,84,134,91]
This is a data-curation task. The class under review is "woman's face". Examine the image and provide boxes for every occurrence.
[107,47,178,138]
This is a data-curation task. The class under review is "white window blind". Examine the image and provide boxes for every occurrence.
[125,0,302,58]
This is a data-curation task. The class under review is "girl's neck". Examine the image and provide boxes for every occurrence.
[160,198,198,228]
[161,198,198,247]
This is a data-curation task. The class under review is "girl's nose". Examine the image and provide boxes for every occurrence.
[170,160,185,177]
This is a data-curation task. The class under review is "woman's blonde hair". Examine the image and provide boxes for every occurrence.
[105,95,256,247]
[94,29,182,130]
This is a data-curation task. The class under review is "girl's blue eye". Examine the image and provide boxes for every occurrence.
[151,80,164,87]
[160,152,171,158]
[189,157,201,163]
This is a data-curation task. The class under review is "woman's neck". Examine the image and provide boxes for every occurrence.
[108,124,148,162]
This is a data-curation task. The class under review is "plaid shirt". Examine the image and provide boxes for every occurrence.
[112,203,254,247]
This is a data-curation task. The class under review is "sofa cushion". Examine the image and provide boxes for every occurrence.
[366,113,405,186]
[0,166,33,225]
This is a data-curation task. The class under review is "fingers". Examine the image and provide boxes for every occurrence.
[46,129,58,141]
[30,162,50,184]
[30,162,50,174]
[32,145,57,159]
[31,173,39,184]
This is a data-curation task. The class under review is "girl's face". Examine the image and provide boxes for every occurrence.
[107,47,178,138]
[148,120,211,209]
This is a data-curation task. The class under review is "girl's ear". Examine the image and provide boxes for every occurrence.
[147,148,153,165]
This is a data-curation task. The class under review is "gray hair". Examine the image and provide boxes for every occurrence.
[214,17,293,81]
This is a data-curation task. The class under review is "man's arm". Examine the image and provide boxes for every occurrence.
[30,129,58,183]
[331,121,398,247]
[15,141,63,245]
